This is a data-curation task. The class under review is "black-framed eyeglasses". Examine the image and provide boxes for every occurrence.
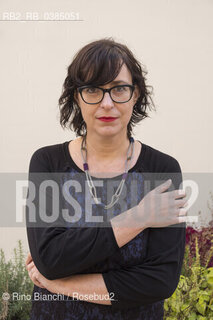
[77,84,135,104]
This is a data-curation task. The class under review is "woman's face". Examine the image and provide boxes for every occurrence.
[75,63,139,138]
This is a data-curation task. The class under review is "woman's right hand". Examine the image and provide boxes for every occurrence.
[137,179,188,228]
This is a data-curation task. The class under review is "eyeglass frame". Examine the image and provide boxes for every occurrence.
[77,84,135,105]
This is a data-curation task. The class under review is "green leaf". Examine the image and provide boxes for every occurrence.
[196,300,207,316]
[187,312,197,320]
[198,291,211,302]
[180,303,190,311]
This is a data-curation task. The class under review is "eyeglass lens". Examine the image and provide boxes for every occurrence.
[81,85,133,104]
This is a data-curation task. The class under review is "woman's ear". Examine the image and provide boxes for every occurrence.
[133,85,139,104]
[74,90,79,105]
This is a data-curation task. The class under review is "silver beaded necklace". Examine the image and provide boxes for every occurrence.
[80,135,135,209]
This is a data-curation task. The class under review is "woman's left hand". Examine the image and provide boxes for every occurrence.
[25,252,56,293]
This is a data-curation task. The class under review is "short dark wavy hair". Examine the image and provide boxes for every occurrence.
[59,37,156,139]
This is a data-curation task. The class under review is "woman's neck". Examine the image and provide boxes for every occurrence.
[80,132,131,162]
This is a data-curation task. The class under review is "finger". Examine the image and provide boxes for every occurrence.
[29,268,46,289]
[31,272,41,286]
[177,216,187,223]
[25,252,32,266]
[177,208,188,216]
[175,199,188,208]
[30,266,39,281]
[168,189,186,199]
[28,265,37,279]
[29,265,36,275]
[175,209,188,225]
[26,261,35,271]
[31,277,45,288]
[156,179,172,193]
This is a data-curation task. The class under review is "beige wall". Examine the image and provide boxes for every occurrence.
[0,0,212,260]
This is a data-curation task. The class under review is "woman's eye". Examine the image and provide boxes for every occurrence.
[115,86,126,92]
[86,87,97,93]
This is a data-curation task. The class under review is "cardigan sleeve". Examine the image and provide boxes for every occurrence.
[102,158,186,310]
[26,148,120,280]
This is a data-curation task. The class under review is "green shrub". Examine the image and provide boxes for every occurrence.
[0,231,212,319]
[0,240,33,320]
[164,237,213,319]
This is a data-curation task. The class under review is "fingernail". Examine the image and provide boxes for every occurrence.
[178,190,185,195]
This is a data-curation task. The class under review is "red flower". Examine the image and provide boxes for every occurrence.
[185,222,213,268]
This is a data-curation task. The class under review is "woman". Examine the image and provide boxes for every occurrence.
[25,38,187,320]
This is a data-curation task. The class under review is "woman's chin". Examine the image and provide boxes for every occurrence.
[96,126,122,137]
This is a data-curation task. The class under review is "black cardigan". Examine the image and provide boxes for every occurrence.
[26,140,186,319]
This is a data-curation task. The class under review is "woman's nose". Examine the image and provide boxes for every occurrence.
[99,92,114,108]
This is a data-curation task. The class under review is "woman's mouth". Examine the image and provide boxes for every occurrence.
[98,117,118,122]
